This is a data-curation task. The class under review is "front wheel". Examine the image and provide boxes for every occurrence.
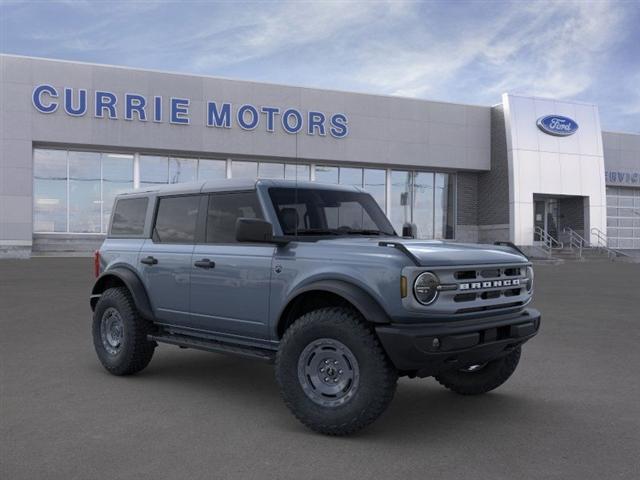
[275,307,398,436]
[435,347,521,395]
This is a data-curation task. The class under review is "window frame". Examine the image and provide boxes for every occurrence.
[203,190,266,245]
[107,196,150,239]
[150,193,204,245]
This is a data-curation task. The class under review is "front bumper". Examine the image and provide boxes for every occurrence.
[375,308,541,377]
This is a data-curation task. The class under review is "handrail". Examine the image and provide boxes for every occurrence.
[590,227,628,259]
[535,226,563,257]
[563,227,586,259]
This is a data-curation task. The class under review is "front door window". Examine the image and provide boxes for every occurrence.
[533,198,559,243]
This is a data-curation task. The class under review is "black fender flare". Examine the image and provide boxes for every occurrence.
[90,267,154,320]
[279,279,391,328]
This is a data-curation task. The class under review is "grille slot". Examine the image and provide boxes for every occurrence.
[504,267,521,277]
[480,269,500,278]
[454,293,476,302]
[455,270,476,280]
[480,290,501,300]
[504,288,522,297]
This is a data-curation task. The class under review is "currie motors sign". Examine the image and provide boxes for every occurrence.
[31,84,349,139]
[536,115,579,137]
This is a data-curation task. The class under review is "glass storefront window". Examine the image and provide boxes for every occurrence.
[364,169,386,212]
[413,172,434,239]
[34,149,67,232]
[102,153,134,232]
[285,164,310,181]
[390,171,411,235]
[258,162,285,179]
[339,168,363,187]
[140,155,168,188]
[198,159,226,181]
[68,151,101,233]
[231,161,258,179]
[32,149,456,240]
[169,157,197,184]
[315,165,339,184]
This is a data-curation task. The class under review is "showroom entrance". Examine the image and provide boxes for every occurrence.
[533,195,586,244]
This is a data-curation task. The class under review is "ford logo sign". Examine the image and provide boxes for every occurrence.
[536,115,579,137]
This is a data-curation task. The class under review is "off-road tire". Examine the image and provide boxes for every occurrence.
[275,307,398,436]
[92,287,155,376]
[435,347,521,395]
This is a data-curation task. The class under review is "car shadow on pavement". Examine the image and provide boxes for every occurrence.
[112,347,543,440]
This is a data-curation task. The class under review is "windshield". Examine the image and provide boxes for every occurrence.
[268,187,396,237]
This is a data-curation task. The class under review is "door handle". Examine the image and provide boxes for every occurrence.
[140,256,158,266]
[194,259,215,269]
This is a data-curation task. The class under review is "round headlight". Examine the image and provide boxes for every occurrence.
[525,266,534,292]
[414,272,440,305]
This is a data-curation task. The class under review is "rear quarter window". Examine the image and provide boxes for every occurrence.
[110,197,148,236]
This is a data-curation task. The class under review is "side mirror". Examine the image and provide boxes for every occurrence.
[402,223,416,238]
[236,218,274,243]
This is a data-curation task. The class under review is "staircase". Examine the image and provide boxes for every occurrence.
[528,227,630,262]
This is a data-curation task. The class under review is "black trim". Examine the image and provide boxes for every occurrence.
[278,280,391,329]
[90,267,154,320]
[378,241,421,265]
[494,241,528,260]
[375,308,541,376]
[148,332,275,363]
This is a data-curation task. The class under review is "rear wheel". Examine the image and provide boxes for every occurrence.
[275,307,397,435]
[434,347,521,395]
[92,287,155,376]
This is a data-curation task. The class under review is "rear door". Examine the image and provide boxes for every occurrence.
[139,194,202,327]
[189,191,274,343]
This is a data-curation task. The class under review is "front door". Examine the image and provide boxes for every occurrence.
[533,198,559,243]
[139,194,201,326]
[189,191,274,343]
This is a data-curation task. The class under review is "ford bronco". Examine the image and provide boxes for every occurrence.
[90,179,540,435]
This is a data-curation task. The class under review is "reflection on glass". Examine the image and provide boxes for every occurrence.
[103,153,134,232]
[231,161,258,179]
[169,157,197,184]
[69,151,101,233]
[258,162,285,179]
[198,159,226,180]
[339,168,363,187]
[315,165,339,184]
[413,172,434,239]
[140,155,168,188]
[285,164,310,181]
[364,169,386,212]
[434,173,456,239]
[34,149,67,232]
[390,171,411,234]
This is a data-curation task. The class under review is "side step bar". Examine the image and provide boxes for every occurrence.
[148,333,276,363]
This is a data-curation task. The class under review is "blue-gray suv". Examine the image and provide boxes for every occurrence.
[90,179,540,435]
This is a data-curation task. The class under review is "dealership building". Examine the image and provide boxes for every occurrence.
[1,54,639,258]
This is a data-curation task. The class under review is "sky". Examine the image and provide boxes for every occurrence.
[1,0,639,132]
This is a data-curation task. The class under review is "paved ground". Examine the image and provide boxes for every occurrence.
[1,258,639,480]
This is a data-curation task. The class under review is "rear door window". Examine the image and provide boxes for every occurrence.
[110,197,148,236]
[153,195,200,243]
[206,192,263,243]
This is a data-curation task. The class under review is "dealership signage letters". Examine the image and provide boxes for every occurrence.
[605,170,640,185]
[31,84,349,138]
[536,115,579,137]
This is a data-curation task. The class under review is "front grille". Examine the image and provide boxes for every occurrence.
[403,263,531,317]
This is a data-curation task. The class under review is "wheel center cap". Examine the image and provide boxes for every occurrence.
[326,366,337,377]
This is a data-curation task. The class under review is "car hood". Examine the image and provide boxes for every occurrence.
[315,237,528,266]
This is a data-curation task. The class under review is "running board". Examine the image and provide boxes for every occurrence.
[148,333,276,363]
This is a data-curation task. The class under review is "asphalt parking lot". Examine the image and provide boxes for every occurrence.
[1,258,639,480]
